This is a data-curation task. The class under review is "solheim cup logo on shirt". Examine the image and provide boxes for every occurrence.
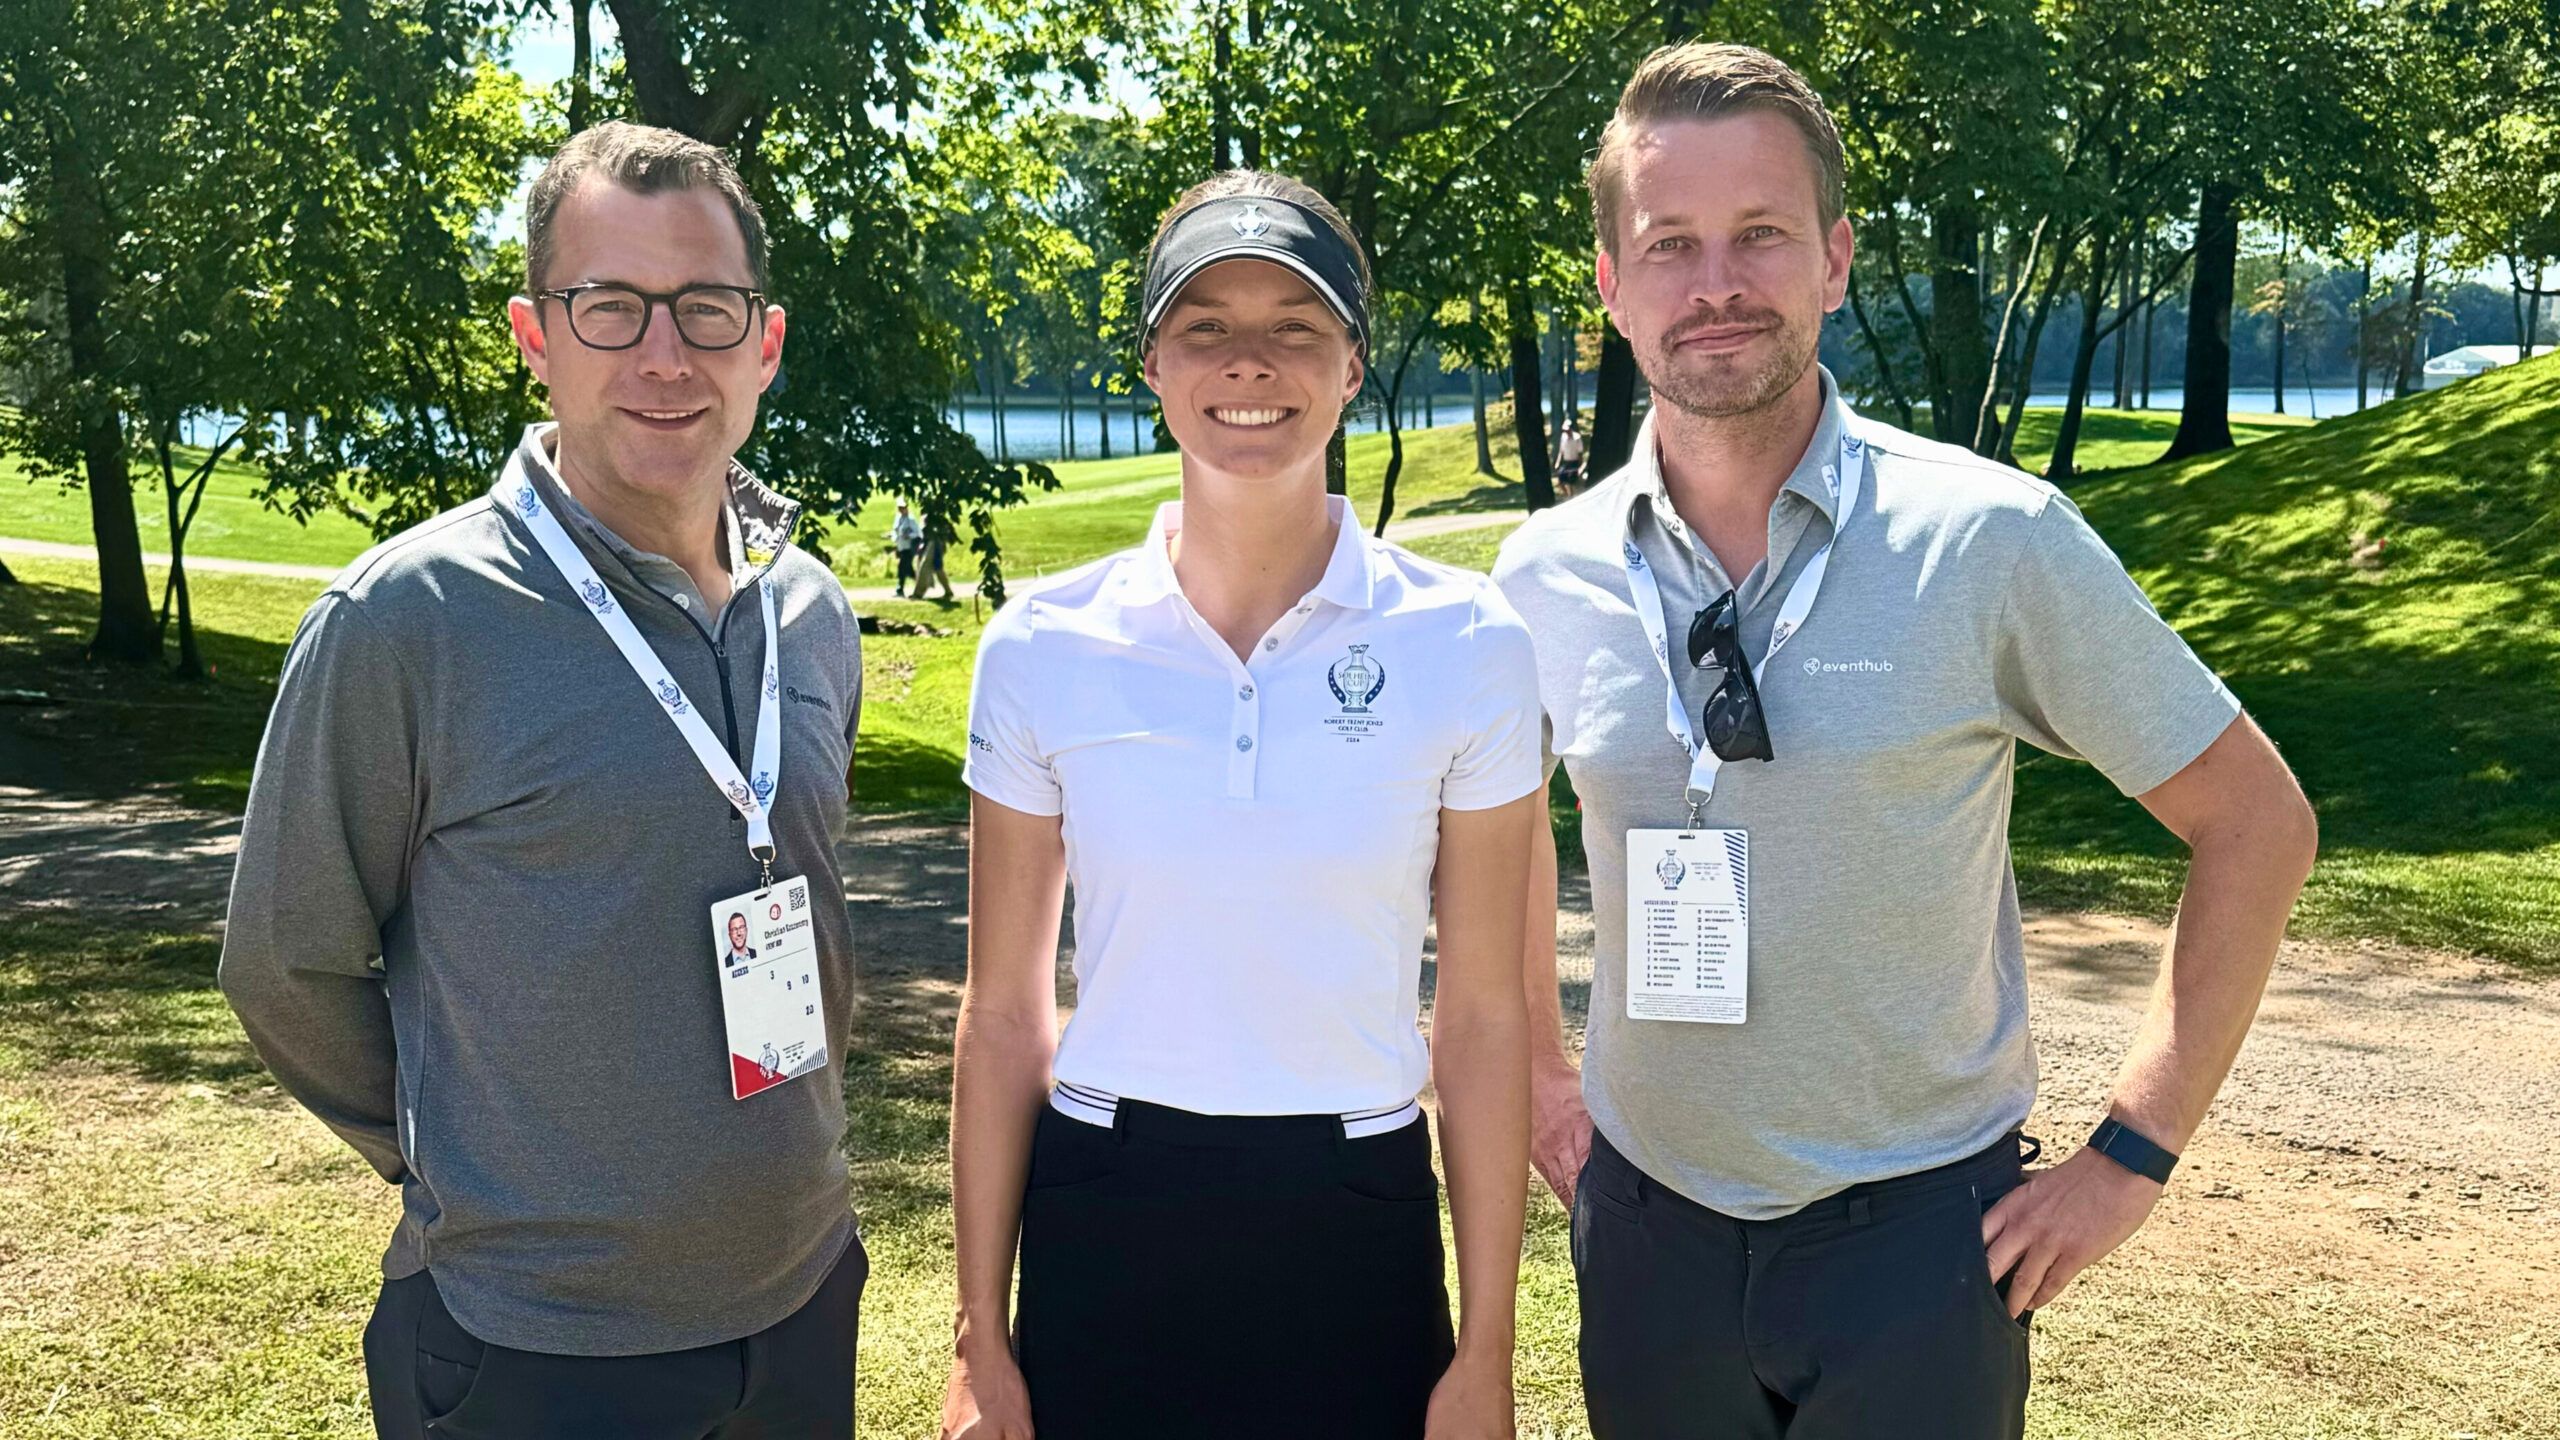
[1327,644,1387,713]
[656,678,689,715]
[1655,850,1687,888]
[577,578,616,614]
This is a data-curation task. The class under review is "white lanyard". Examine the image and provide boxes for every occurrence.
[498,471,786,882]
[1622,424,1867,819]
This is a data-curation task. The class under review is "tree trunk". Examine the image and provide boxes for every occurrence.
[569,0,594,132]
[1976,216,2048,454]
[1930,200,1991,445]
[1472,366,1493,475]
[2272,223,2289,415]
[154,424,206,680]
[2045,232,2116,483]
[1590,320,1639,483]
[2111,241,2137,409]
[2163,181,2239,461]
[52,135,156,663]
[1996,242,2073,467]
[2396,232,2432,399]
[2356,256,2371,411]
[1212,4,1237,171]
[1098,381,1113,459]
[1508,286,1554,510]
[2139,263,2156,409]
[1325,426,1347,496]
[1846,270,1918,433]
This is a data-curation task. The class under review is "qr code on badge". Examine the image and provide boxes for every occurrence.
[789,885,807,912]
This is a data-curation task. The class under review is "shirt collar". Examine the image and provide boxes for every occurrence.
[1621,365,1852,536]
[509,422,801,580]
[1121,492,1376,611]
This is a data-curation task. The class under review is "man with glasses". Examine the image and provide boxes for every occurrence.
[221,122,867,1438]
[1492,45,2318,1438]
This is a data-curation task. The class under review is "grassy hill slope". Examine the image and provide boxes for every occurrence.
[2011,352,2560,964]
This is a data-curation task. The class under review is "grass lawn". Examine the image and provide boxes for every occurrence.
[8,374,2557,1432]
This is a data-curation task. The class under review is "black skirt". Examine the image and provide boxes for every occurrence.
[1014,1099,1457,1439]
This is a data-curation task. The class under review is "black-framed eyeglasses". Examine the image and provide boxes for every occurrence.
[1685,589,1774,763]
[534,283,768,352]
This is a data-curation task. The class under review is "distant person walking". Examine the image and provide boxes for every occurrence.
[889,498,924,597]
[1494,44,2318,1440]
[220,121,869,1439]
[1555,417,1588,497]
[915,524,957,602]
[939,171,1539,1440]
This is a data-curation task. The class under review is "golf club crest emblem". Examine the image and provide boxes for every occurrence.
[1321,643,1389,744]
[1230,202,1273,239]
[578,577,615,614]
[1655,850,1687,889]
[1327,644,1387,713]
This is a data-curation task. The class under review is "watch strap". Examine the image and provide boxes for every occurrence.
[2087,1117,2178,1185]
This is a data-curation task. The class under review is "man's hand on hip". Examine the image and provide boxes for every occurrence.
[1980,1144,2165,1318]
[1529,1061,1593,1208]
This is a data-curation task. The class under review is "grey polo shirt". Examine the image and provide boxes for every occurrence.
[219,424,864,1354]
[1493,370,2241,1219]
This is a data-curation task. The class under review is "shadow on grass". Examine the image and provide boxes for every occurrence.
[0,915,264,1086]
[0,576,293,812]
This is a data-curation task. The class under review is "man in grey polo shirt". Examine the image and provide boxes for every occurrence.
[221,123,867,1437]
[1493,45,2318,1438]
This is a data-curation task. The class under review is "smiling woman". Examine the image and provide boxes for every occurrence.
[939,171,1542,1440]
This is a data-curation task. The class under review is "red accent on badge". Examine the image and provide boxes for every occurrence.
[733,1052,786,1099]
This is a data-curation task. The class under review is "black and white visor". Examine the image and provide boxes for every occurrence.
[1141,195,1368,347]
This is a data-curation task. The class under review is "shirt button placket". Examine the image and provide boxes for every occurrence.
[1228,665,1259,799]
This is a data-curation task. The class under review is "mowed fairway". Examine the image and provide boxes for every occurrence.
[3,376,2554,1436]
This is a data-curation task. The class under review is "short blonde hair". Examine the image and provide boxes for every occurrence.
[1587,43,1846,255]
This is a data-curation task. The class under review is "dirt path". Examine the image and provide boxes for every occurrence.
[9,797,2555,1391]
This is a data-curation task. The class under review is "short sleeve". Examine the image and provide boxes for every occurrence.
[961,599,1063,816]
[1489,537,1565,783]
[1994,493,2242,796]
[1442,586,1547,810]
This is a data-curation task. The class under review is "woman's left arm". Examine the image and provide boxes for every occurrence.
[1425,791,1538,1439]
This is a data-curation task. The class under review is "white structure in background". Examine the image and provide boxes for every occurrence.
[2421,344,2524,388]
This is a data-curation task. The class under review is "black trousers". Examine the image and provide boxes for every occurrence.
[1574,1131,2032,1440]
[1014,1101,1457,1440]
[363,1235,867,1439]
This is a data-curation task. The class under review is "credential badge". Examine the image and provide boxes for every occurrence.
[1230,202,1273,239]
[1326,643,1388,714]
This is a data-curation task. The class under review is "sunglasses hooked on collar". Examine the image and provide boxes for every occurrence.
[1685,590,1774,764]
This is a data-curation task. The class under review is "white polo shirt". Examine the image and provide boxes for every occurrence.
[964,494,1544,1117]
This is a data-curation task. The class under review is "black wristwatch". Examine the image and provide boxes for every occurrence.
[2086,1117,2178,1185]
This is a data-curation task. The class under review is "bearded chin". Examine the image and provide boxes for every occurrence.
[1650,326,1818,419]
